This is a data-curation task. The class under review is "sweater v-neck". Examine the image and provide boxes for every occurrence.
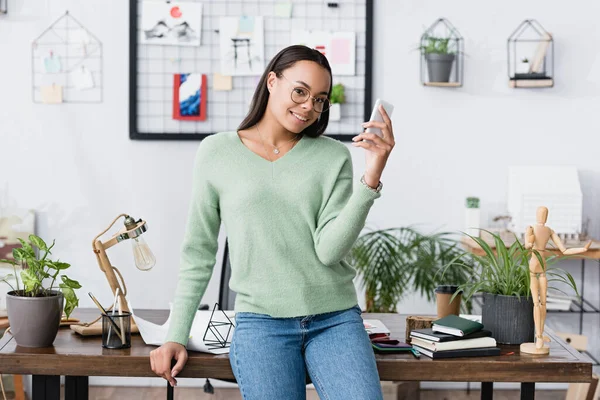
[232,130,313,170]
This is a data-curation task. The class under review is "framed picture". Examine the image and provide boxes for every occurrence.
[140,0,202,46]
[172,73,207,121]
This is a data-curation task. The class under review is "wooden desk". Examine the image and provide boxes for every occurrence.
[0,309,592,400]
[462,236,600,365]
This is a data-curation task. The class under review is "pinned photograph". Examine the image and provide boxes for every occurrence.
[291,30,356,76]
[219,16,264,76]
[141,1,202,46]
[172,73,207,121]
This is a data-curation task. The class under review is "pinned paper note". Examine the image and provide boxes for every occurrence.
[43,52,62,73]
[274,2,292,18]
[71,66,94,90]
[70,29,91,45]
[291,30,356,76]
[40,85,63,104]
[213,73,232,91]
[72,66,95,90]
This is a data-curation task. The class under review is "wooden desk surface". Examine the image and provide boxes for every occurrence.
[0,309,592,383]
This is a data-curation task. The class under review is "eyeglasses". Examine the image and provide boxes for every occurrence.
[280,74,331,113]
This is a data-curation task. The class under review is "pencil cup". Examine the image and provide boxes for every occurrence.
[102,312,131,349]
[435,285,461,319]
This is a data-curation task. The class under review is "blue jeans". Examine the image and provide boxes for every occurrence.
[229,304,383,400]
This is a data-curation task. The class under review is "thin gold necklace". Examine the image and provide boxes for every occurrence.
[255,124,300,155]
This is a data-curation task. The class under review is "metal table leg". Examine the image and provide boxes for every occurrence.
[32,375,60,400]
[65,376,89,400]
[521,382,535,399]
[167,381,174,400]
[481,382,493,400]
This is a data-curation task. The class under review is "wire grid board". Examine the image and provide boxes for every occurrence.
[32,11,103,103]
[129,0,373,141]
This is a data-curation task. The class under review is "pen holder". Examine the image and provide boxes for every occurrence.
[102,312,132,349]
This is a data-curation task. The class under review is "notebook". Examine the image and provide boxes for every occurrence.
[410,336,497,352]
[432,315,484,337]
[412,345,500,359]
[411,328,492,343]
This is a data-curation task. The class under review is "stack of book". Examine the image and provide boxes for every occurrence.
[410,315,500,359]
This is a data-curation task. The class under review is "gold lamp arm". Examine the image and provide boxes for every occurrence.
[92,213,131,314]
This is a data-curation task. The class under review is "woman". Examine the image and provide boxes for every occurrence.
[150,45,395,399]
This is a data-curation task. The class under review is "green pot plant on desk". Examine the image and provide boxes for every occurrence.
[0,234,81,347]
[346,227,474,313]
[328,83,345,122]
[440,231,579,345]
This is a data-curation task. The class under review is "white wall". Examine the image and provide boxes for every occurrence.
[1,0,599,390]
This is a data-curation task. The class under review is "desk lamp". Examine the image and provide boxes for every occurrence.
[92,214,155,319]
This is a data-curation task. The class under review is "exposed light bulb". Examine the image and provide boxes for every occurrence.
[132,236,156,271]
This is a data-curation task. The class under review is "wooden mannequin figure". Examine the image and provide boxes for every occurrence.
[520,206,591,355]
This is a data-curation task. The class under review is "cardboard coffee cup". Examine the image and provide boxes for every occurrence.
[435,285,461,318]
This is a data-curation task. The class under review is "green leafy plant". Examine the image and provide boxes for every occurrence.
[466,197,480,209]
[0,234,81,318]
[420,34,456,55]
[440,231,579,304]
[521,57,529,63]
[330,83,346,104]
[346,227,475,313]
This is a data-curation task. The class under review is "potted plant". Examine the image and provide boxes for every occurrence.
[421,34,456,83]
[0,234,81,347]
[346,227,474,313]
[329,83,345,121]
[465,196,480,237]
[441,231,578,344]
[517,57,530,74]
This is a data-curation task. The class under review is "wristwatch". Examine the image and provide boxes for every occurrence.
[360,175,383,193]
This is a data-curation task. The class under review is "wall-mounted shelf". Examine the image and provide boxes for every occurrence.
[423,82,462,87]
[507,19,554,89]
[420,18,464,87]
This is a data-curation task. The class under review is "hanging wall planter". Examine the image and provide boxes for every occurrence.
[507,20,554,88]
[420,18,464,87]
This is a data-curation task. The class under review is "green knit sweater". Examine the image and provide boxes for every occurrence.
[165,131,381,346]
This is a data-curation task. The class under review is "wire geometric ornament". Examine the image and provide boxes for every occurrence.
[202,303,235,350]
[420,18,464,87]
[32,10,103,103]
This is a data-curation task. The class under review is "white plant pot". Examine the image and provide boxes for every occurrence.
[465,208,481,237]
[516,62,530,74]
[329,103,341,121]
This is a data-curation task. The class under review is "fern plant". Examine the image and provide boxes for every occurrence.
[346,227,474,313]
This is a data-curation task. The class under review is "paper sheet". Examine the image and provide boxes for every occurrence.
[213,73,232,91]
[72,66,95,90]
[363,319,390,335]
[131,302,235,354]
[40,85,63,104]
[274,2,292,18]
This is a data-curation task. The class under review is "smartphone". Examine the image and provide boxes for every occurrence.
[365,98,394,138]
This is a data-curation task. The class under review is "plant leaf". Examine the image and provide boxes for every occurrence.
[48,261,71,270]
[59,284,78,319]
[29,234,48,252]
[61,275,82,289]
[21,269,40,293]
